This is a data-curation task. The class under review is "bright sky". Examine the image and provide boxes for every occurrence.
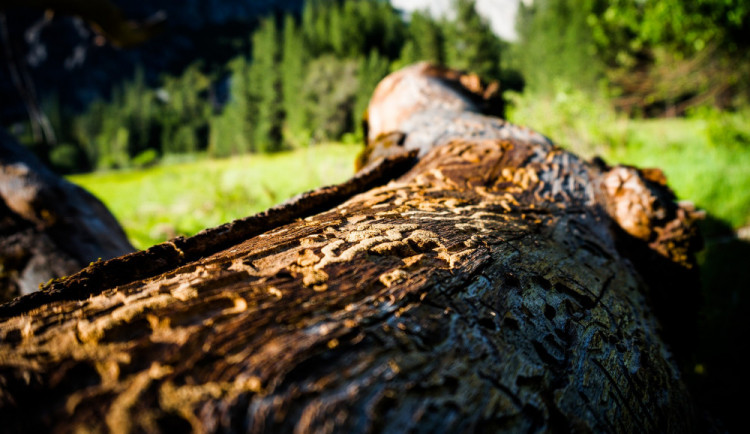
[389,0,521,41]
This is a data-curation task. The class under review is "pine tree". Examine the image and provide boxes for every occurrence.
[122,67,156,157]
[209,57,254,157]
[301,0,318,53]
[340,0,366,58]
[397,10,445,69]
[373,1,406,59]
[396,40,418,69]
[355,49,390,137]
[515,0,601,93]
[281,14,309,148]
[302,0,332,56]
[444,0,502,81]
[329,3,345,57]
[409,11,445,65]
[248,17,283,152]
[159,63,211,154]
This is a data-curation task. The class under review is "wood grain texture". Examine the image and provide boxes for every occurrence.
[0,64,702,433]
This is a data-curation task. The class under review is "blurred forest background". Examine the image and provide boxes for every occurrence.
[1,0,749,428]
[1,0,748,244]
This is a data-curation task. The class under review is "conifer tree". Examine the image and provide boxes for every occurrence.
[159,64,211,154]
[339,0,366,58]
[409,11,445,65]
[397,10,446,68]
[329,3,345,57]
[355,49,390,136]
[302,0,332,56]
[444,0,502,81]
[122,68,155,158]
[281,14,309,148]
[248,17,283,152]
[515,0,601,93]
[209,56,254,157]
[373,1,406,59]
[301,0,319,54]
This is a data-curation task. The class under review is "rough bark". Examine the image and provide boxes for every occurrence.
[0,129,134,301]
[0,64,702,433]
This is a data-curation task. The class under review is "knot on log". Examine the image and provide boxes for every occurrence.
[601,165,703,268]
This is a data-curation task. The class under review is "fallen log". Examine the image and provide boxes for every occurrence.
[0,129,134,301]
[0,63,702,432]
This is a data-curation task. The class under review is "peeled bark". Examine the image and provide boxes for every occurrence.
[0,64,702,433]
[0,129,135,301]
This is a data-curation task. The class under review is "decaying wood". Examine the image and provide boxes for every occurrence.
[0,64,702,433]
[0,129,134,301]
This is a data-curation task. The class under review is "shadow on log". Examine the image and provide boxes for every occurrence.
[0,63,703,432]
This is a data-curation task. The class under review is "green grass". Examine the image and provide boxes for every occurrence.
[68,144,360,249]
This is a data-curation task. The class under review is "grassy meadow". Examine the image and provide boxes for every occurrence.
[69,144,360,250]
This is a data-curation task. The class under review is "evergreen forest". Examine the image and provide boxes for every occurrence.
[27,0,504,172]
[14,0,748,177]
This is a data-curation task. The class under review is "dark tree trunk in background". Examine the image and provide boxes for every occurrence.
[0,64,702,433]
[0,129,134,301]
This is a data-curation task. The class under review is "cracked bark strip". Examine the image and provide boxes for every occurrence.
[0,64,702,433]
[0,150,416,320]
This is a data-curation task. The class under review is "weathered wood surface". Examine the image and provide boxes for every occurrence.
[0,64,702,433]
[0,129,134,301]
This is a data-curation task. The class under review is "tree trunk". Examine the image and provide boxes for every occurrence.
[0,64,702,433]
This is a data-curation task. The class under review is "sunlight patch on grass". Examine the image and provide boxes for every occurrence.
[69,144,360,249]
